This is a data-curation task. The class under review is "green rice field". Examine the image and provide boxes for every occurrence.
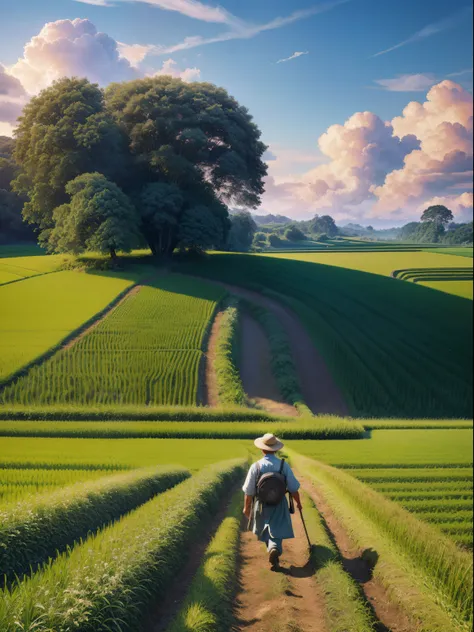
[0,270,137,382]
[1,275,224,406]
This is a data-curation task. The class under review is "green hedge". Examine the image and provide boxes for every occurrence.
[0,465,189,583]
[0,460,246,632]
[0,419,366,440]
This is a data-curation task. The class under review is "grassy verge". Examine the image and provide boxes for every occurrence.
[0,460,246,632]
[300,491,375,632]
[0,405,282,422]
[363,419,473,429]
[212,299,246,406]
[0,419,365,439]
[241,299,310,415]
[290,451,473,632]
[0,465,189,584]
[166,490,242,632]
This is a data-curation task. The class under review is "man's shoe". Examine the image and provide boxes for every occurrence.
[269,548,280,567]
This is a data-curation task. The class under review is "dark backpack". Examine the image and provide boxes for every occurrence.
[256,459,287,506]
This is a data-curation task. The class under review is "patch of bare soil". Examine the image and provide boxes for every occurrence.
[300,475,414,632]
[235,513,328,632]
[62,284,142,350]
[204,308,225,407]
[240,313,299,417]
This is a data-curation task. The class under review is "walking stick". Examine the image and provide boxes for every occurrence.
[299,507,312,552]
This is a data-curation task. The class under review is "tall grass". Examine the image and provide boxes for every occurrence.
[0,459,246,632]
[0,465,189,583]
[290,452,473,630]
[166,491,242,632]
[212,299,246,406]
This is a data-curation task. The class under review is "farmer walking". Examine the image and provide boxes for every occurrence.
[243,433,302,568]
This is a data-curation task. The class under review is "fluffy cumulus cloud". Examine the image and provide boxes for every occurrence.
[263,81,473,224]
[0,19,202,135]
[8,19,137,95]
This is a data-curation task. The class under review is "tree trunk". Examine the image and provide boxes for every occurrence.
[110,247,117,259]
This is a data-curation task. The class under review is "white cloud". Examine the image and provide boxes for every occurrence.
[372,7,473,58]
[8,19,138,95]
[261,81,473,225]
[0,64,28,131]
[277,51,309,64]
[74,0,113,6]
[153,58,201,81]
[119,0,239,24]
[118,43,157,66]
[375,73,438,92]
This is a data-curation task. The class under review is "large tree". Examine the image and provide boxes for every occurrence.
[49,172,140,258]
[421,205,454,227]
[12,78,125,246]
[309,214,338,237]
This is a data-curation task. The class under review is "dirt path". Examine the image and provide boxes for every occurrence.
[198,278,348,416]
[300,475,413,632]
[235,515,328,632]
[204,308,225,407]
[240,313,299,417]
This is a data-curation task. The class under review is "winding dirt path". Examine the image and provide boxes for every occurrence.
[204,308,225,407]
[239,313,299,417]
[200,278,348,416]
[235,515,328,632]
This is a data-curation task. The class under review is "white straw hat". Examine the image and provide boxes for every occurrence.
[254,433,284,452]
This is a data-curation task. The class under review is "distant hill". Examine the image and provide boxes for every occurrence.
[252,213,292,226]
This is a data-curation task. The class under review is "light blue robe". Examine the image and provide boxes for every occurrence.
[242,454,300,541]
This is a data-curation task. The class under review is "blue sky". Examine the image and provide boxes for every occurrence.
[0,0,472,224]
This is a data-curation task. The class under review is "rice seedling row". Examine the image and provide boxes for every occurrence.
[350,466,473,549]
[1,275,224,407]
[0,459,245,632]
[0,465,188,583]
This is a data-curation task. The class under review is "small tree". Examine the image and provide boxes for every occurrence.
[309,214,338,237]
[285,225,306,242]
[49,173,140,258]
[268,233,284,248]
[178,205,224,252]
[421,205,454,227]
[318,233,330,243]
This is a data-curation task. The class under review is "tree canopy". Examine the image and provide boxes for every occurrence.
[421,205,454,227]
[285,225,306,241]
[309,214,338,237]
[227,211,257,251]
[12,76,267,257]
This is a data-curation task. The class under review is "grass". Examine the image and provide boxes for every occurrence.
[242,299,309,414]
[0,437,255,470]
[212,299,246,406]
[290,451,473,632]
[0,460,245,632]
[0,270,138,382]
[176,253,472,418]
[0,253,68,286]
[421,280,473,299]
[431,248,473,258]
[300,491,375,632]
[166,490,242,632]
[0,418,366,440]
[0,465,189,583]
[1,275,225,407]
[289,429,474,467]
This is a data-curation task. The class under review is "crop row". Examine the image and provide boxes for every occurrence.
[350,467,473,549]
[0,459,245,632]
[1,276,224,407]
[0,465,188,582]
[0,418,366,439]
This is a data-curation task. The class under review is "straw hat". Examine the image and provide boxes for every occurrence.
[254,433,285,452]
